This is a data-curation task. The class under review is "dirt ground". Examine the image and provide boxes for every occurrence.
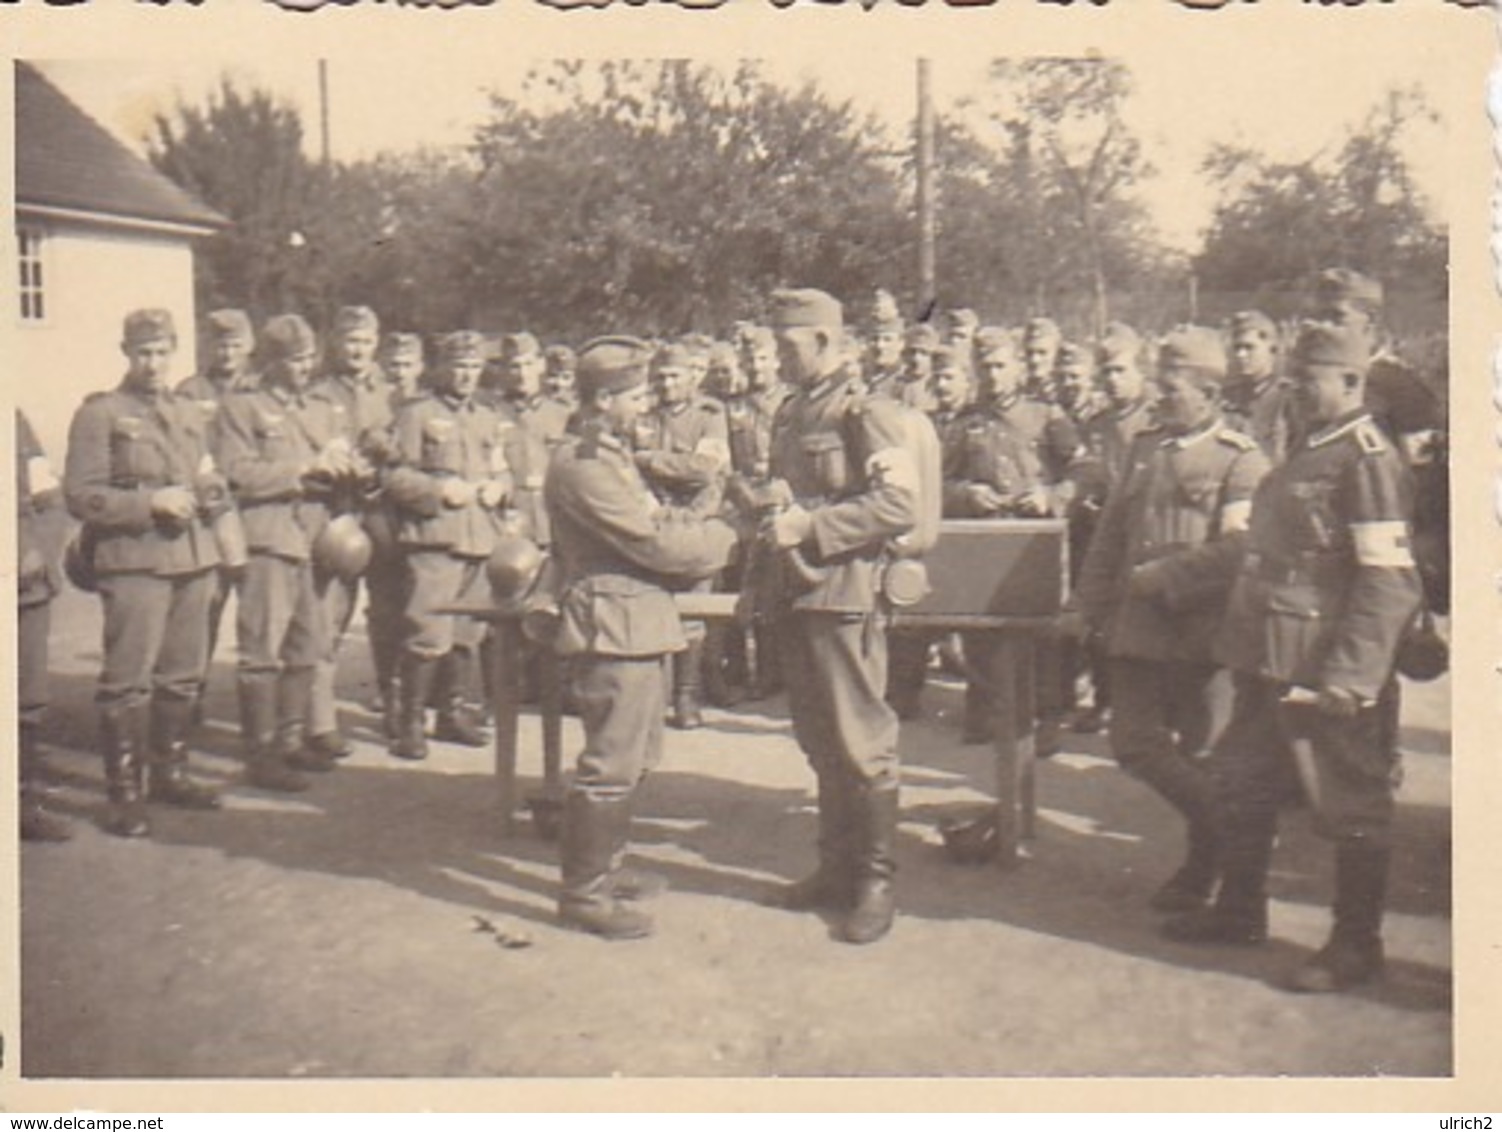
[17,586,1452,1080]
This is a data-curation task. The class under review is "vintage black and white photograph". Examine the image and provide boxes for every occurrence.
[6,5,1486,1093]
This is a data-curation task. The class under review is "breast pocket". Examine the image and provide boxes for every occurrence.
[254,418,293,461]
[802,433,848,495]
[421,419,461,473]
[109,418,156,484]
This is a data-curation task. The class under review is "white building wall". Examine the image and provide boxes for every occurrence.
[13,221,201,462]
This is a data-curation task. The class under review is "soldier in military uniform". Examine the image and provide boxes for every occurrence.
[177,309,259,725]
[385,332,515,760]
[877,321,938,414]
[1164,322,1422,996]
[1224,310,1296,463]
[1071,327,1269,912]
[863,290,905,397]
[944,308,979,354]
[308,305,396,759]
[762,288,922,945]
[215,314,353,791]
[632,341,731,729]
[1053,340,1100,426]
[493,332,572,549]
[1022,317,1063,403]
[545,336,738,939]
[382,332,427,400]
[543,343,579,414]
[64,310,226,837]
[18,409,71,841]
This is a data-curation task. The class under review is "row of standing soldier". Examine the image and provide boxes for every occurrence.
[19,267,1445,993]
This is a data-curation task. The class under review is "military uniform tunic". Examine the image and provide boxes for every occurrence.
[65,382,226,709]
[1210,409,1422,845]
[1224,376,1297,464]
[494,393,572,548]
[634,395,731,514]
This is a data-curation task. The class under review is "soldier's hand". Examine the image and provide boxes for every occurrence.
[965,483,1005,515]
[1316,685,1363,719]
[1014,487,1053,517]
[767,503,813,549]
[477,479,509,509]
[150,485,198,523]
[441,478,477,508]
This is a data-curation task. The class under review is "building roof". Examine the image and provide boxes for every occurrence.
[15,61,227,236]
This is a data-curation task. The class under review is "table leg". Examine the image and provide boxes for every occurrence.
[990,631,1037,868]
[540,649,563,794]
[491,619,522,837]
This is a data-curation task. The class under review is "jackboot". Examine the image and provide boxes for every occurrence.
[394,654,438,761]
[1162,808,1273,945]
[779,768,856,911]
[885,635,929,722]
[670,642,704,730]
[147,696,222,809]
[1288,843,1390,993]
[239,675,310,793]
[433,647,489,747]
[381,673,403,748]
[752,623,784,699]
[277,671,337,773]
[20,722,70,842]
[841,779,899,945]
[1129,753,1219,913]
[100,703,150,838]
[557,790,653,939]
[701,623,744,708]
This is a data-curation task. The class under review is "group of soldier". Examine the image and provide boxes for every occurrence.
[16,264,1445,995]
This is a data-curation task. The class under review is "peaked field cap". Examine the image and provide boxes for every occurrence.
[501,331,542,360]
[655,342,695,371]
[1024,317,1061,344]
[1056,341,1088,367]
[945,307,979,333]
[1096,322,1142,364]
[1158,325,1227,379]
[332,305,379,335]
[707,340,739,368]
[122,308,177,346]
[206,308,253,342]
[1229,309,1278,341]
[1292,320,1371,370]
[577,335,654,396]
[383,332,424,358]
[905,322,940,351]
[1315,267,1384,310]
[441,330,487,364]
[769,288,843,330]
[544,343,576,367]
[738,323,775,350]
[974,326,1016,361]
[261,314,317,360]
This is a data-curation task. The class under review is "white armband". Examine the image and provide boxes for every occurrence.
[1349,520,1415,567]
[1219,498,1253,534]
[866,446,918,493]
[26,455,59,496]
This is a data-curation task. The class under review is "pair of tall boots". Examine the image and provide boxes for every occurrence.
[20,721,70,842]
[557,789,661,940]
[1129,752,1221,914]
[238,674,314,794]
[100,698,222,838]
[780,768,899,945]
[670,641,705,731]
[393,649,487,761]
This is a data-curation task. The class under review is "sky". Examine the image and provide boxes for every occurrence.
[34,49,1451,255]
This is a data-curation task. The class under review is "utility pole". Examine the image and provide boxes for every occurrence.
[915,58,936,321]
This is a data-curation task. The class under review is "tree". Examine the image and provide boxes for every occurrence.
[1194,87,1446,326]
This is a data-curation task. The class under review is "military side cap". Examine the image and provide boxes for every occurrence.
[502,331,542,361]
[577,336,654,396]
[655,342,695,371]
[441,330,487,364]
[1292,321,1370,370]
[1315,268,1384,311]
[1229,309,1277,342]
[905,323,940,351]
[1158,325,1227,380]
[544,343,576,368]
[332,305,379,335]
[1024,317,1061,345]
[123,308,177,347]
[261,314,317,360]
[383,332,423,359]
[739,324,775,350]
[867,289,903,333]
[707,340,739,369]
[945,308,980,338]
[1096,322,1142,365]
[680,333,714,357]
[932,343,967,371]
[1056,341,1088,368]
[206,308,253,342]
[769,288,843,330]
[974,326,1016,362]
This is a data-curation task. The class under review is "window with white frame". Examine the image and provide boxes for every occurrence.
[17,226,47,322]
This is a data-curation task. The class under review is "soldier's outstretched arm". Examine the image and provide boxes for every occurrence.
[212,396,306,503]
[551,459,736,581]
[805,399,918,559]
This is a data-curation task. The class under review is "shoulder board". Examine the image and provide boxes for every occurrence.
[698,398,725,415]
[1215,427,1259,453]
[83,390,112,405]
[1354,420,1387,455]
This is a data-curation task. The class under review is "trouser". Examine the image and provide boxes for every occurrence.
[403,551,489,660]
[19,598,50,730]
[570,654,669,798]
[1107,657,1218,768]
[312,567,360,737]
[779,610,898,788]
[237,554,326,678]
[96,569,215,711]
[364,541,411,694]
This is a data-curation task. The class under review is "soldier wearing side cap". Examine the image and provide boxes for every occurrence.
[215,314,354,792]
[863,290,905,398]
[382,332,427,401]
[1069,326,1269,914]
[630,340,732,730]
[1053,340,1100,426]
[875,321,939,414]
[308,305,397,760]
[385,331,515,761]
[545,336,738,939]
[761,288,923,946]
[543,343,579,413]
[1225,310,1297,463]
[494,332,572,549]
[64,310,228,837]
[1164,322,1422,997]
[17,409,72,841]
[1022,317,1063,403]
[944,307,980,354]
